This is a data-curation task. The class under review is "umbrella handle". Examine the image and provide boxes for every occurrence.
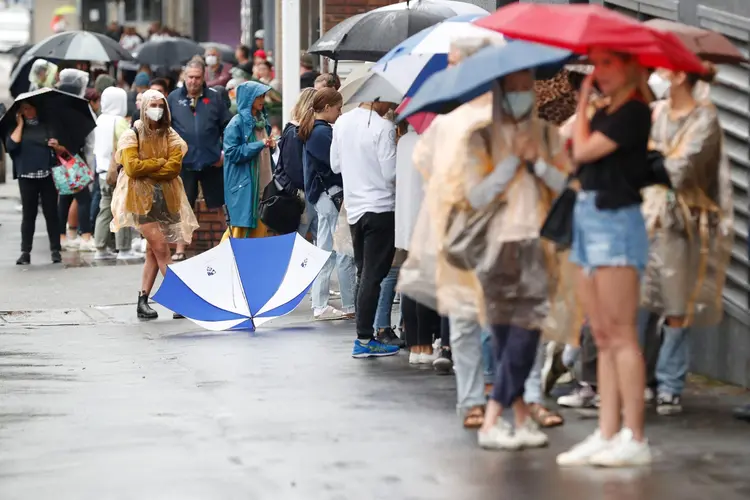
[222,204,232,231]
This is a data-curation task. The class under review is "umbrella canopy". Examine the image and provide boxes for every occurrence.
[379,13,503,64]
[309,0,487,62]
[152,234,331,331]
[644,19,747,65]
[53,5,77,16]
[200,41,238,65]
[398,41,572,120]
[475,4,706,74]
[27,30,135,62]
[345,54,447,106]
[0,88,96,153]
[136,38,204,67]
[5,43,33,59]
[339,63,376,111]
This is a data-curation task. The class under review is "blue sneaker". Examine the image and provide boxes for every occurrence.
[352,339,400,358]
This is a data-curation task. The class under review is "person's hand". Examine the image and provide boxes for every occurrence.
[213,151,224,167]
[157,158,167,166]
[579,73,595,103]
[47,138,63,152]
[514,133,538,163]
[264,137,276,149]
[15,112,24,128]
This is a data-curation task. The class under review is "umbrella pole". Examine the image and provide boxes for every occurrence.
[333,59,338,76]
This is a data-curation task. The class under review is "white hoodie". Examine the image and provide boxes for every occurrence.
[94,87,129,174]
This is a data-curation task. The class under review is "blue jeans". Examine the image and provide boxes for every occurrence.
[373,266,399,330]
[656,325,689,396]
[90,173,101,229]
[298,199,318,242]
[570,191,648,275]
[311,195,356,313]
[481,329,495,382]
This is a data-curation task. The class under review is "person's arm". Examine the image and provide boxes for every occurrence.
[463,129,521,210]
[149,142,184,181]
[572,74,621,164]
[223,120,266,165]
[306,126,332,169]
[330,122,341,174]
[121,147,166,178]
[8,113,24,150]
[376,125,397,186]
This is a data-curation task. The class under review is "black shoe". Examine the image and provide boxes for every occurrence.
[16,252,31,265]
[433,348,453,375]
[656,393,683,416]
[51,250,62,264]
[376,327,405,349]
[173,313,185,319]
[733,404,750,422]
[137,292,159,320]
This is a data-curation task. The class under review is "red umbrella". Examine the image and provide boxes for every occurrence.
[397,98,436,134]
[475,4,706,74]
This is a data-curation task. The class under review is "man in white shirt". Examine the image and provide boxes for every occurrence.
[331,102,399,358]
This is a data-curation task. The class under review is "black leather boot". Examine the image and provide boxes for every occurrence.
[137,292,158,320]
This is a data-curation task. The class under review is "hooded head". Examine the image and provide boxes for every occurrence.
[139,89,172,133]
[235,80,270,124]
[100,87,128,117]
[29,59,58,87]
[95,74,117,94]
[57,68,89,97]
[133,72,151,90]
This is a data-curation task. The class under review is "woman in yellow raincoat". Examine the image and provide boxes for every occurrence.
[112,89,199,320]
[641,63,732,415]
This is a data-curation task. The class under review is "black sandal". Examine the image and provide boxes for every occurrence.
[172,252,187,262]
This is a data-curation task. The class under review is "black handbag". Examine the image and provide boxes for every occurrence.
[540,186,577,249]
[259,179,305,235]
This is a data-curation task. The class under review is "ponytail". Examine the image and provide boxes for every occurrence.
[298,106,316,142]
[297,87,343,143]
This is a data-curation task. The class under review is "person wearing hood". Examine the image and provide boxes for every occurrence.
[28,59,58,91]
[93,87,140,261]
[220,81,275,240]
[168,58,233,260]
[204,47,232,88]
[127,72,151,122]
[95,74,117,94]
[55,69,97,252]
[111,89,199,320]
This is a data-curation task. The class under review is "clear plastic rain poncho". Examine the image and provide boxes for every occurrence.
[56,68,89,97]
[28,59,59,91]
[111,89,199,244]
[400,85,581,340]
[641,100,733,327]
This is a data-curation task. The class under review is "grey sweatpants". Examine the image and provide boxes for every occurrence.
[94,177,132,251]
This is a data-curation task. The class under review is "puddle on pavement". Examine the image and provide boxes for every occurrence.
[0,371,76,381]
[61,251,144,268]
[0,308,97,326]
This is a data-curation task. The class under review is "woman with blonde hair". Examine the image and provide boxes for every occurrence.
[275,88,317,235]
[299,88,355,321]
[112,89,199,320]
[557,49,654,467]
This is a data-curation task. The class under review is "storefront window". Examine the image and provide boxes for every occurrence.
[124,0,162,23]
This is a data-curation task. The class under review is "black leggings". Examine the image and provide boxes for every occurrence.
[58,189,92,235]
[401,295,440,348]
[18,176,61,253]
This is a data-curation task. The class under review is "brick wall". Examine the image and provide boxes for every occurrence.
[192,201,227,253]
[324,0,400,31]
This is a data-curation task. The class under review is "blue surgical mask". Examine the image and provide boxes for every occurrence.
[502,91,534,119]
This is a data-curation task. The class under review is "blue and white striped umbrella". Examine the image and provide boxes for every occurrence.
[152,234,331,332]
[379,14,504,64]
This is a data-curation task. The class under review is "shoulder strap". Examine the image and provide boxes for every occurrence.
[131,126,139,151]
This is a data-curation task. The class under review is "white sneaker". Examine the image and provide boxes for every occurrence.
[117,250,143,261]
[514,418,549,449]
[131,237,143,253]
[556,430,613,467]
[588,428,652,467]
[558,384,598,408]
[409,352,421,365]
[478,419,521,451]
[94,249,117,261]
[419,351,439,364]
[314,306,346,321]
[78,239,96,252]
[62,238,80,250]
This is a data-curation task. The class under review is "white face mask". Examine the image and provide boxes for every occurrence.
[501,91,534,119]
[146,107,164,122]
[648,73,671,100]
[205,55,218,66]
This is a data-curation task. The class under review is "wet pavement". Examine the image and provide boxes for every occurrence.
[2,302,750,500]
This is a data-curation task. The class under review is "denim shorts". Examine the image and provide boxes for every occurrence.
[570,191,648,275]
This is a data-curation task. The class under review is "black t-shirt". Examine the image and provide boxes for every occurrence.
[577,99,652,209]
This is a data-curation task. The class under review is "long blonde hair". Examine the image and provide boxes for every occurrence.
[291,88,317,123]
[298,88,342,142]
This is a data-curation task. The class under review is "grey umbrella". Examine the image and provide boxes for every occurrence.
[26,30,135,62]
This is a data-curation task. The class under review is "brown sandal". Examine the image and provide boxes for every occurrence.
[529,403,564,428]
[463,405,485,429]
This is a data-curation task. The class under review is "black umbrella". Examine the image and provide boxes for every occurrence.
[136,38,204,67]
[0,88,96,154]
[6,43,33,60]
[8,53,42,98]
[200,42,238,65]
[26,30,135,62]
[309,0,488,62]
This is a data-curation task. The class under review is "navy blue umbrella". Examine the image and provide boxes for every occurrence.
[398,41,572,120]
